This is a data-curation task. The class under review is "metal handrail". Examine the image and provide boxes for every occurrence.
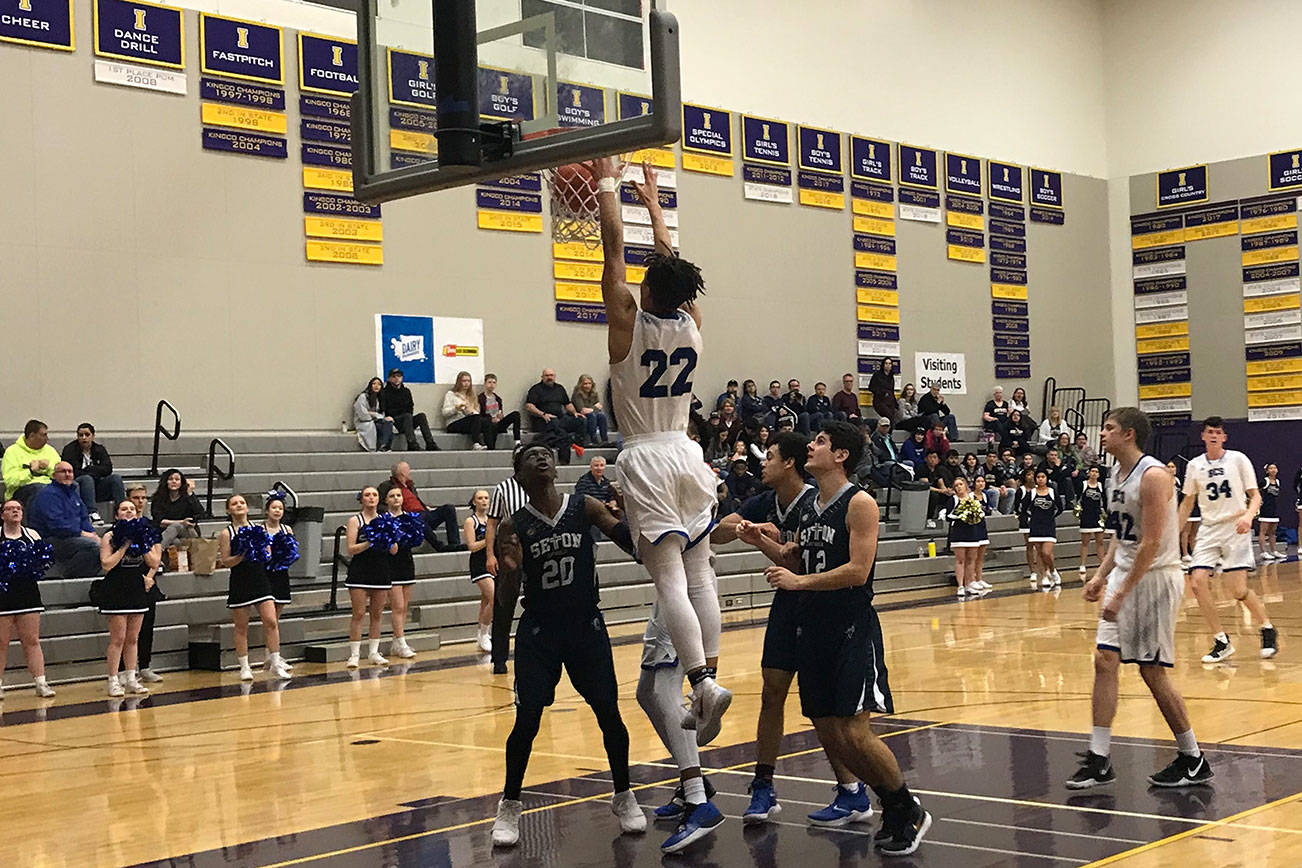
[147,400,181,477]
[204,438,235,518]
[268,480,299,510]
[328,526,348,611]
[1040,377,1057,422]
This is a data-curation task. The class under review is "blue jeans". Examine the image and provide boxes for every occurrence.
[583,411,609,444]
[76,473,125,515]
[48,535,102,578]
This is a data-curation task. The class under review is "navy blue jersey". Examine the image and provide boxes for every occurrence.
[1260,477,1280,518]
[1079,481,1106,529]
[510,495,599,616]
[738,484,816,543]
[795,483,873,622]
[1024,488,1062,538]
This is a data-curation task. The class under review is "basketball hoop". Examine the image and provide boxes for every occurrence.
[543,163,602,248]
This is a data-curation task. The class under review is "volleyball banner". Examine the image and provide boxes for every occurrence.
[945,152,982,196]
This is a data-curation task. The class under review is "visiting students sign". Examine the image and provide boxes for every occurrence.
[914,351,967,394]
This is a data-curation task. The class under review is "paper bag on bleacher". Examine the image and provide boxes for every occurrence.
[189,536,219,576]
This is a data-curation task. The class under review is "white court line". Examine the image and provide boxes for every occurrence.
[939,723,1302,761]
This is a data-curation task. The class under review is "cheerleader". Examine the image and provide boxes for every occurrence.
[947,478,990,596]
[345,486,392,668]
[263,492,297,674]
[1013,469,1041,585]
[464,489,493,652]
[218,495,289,681]
[970,475,993,590]
[383,487,419,660]
[1077,465,1107,575]
[1169,461,1198,567]
[0,499,55,697]
[1023,469,1063,588]
[98,501,161,696]
[1258,464,1282,560]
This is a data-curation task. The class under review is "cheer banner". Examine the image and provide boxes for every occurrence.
[1,0,74,50]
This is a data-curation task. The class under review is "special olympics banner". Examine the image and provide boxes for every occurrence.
[914,351,967,394]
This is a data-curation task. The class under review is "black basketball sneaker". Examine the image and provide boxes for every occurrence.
[1148,753,1214,788]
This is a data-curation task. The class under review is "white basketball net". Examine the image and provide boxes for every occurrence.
[543,167,602,248]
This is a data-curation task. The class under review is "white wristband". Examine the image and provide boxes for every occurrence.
[596,177,618,194]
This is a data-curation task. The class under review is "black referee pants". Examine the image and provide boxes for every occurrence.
[490,564,520,667]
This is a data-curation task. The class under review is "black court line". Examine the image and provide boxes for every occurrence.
[127,719,1302,868]
[0,582,1062,728]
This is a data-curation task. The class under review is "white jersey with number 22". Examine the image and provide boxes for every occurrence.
[610,309,701,439]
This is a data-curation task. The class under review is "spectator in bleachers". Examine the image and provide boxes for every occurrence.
[382,368,438,452]
[151,469,205,551]
[61,423,125,523]
[716,380,740,411]
[783,379,812,434]
[1055,432,1083,497]
[1074,432,1099,471]
[900,427,928,469]
[805,382,834,431]
[982,387,1011,442]
[961,452,982,486]
[354,377,394,452]
[1037,406,1073,451]
[923,420,950,457]
[125,483,164,684]
[761,380,786,428]
[1002,409,1034,455]
[524,368,586,454]
[715,398,743,447]
[2,420,60,504]
[571,374,611,447]
[27,463,101,578]
[575,455,619,514]
[442,371,492,451]
[99,499,162,695]
[748,425,772,476]
[918,383,958,441]
[869,417,913,486]
[725,459,763,503]
[868,359,899,422]
[737,379,765,428]
[895,383,923,432]
[378,461,464,551]
[832,373,863,426]
[1009,386,1031,418]
[478,374,522,450]
[922,450,954,521]
[0,498,55,697]
[704,424,733,469]
[1039,447,1075,508]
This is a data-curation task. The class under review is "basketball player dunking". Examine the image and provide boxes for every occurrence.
[589,156,729,853]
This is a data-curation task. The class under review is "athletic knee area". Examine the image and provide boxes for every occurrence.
[760,674,792,709]
[1093,648,1120,673]
[1138,664,1170,687]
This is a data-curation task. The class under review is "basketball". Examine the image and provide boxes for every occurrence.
[554,162,598,213]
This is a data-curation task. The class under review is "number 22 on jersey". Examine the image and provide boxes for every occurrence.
[639,347,698,398]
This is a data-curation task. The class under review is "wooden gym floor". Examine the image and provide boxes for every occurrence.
[3,560,1301,867]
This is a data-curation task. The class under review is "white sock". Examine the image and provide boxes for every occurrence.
[369,639,381,655]
[635,663,700,774]
[682,776,706,805]
[1175,729,1200,757]
[1214,632,1229,643]
[1090,726,1111,758]
[270,652,283,665]
[124,669,136,682]
[349,641,361,657]
[34,676,47,687]
[638,537,706,672]
[238,655,250,669]
[1262,622,1273,630]
[838,782,859,794]
[683,542,722,661]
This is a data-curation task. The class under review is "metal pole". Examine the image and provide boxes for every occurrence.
[433,0,480,168]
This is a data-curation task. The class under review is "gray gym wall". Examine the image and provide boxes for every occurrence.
[1129,154,1277,420]
[0,2,1113,433]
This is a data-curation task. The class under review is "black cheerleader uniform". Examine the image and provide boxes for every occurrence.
[468,514,490,583]
[1260,477,1280,522]
[265,524,294,605]
[226,523,274,609]
[99,537,150,616]
[1014,486,1034,535]
[1024,488,1063,543]
[0,528,46,615]
[389,512,417,587]
[1079,481,1106,532]
[946,495,988,548]
[346,513,392,590]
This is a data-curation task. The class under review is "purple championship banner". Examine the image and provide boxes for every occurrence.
[741,115,790,166]
[301,117,351,145]
[1030,169,1062,208]
[858,323,900,342]
[202,128,286,159]
[851,136,892,183]
[95,0,184,68]
[303,191,381,219]
[988,201,1025,221]
[298,33,358,96]
[899,144,938,189]
[301,94,350,121]
[996,364,1032,380]
[857,270,898,290]
[557,81,605,128]
[475,188,543,213]
[988,161,1024,204]
[945,152,982,196]
[301,142,351,168]
[388,48,435,108]
[200,14,282,83]
[993,333,1030,350]
[200,77,284,110]
[1030,207,1065,225]
[482,174,545,193]
[556,303,607,324]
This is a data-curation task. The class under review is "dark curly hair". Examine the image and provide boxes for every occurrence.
[643,252,705,313]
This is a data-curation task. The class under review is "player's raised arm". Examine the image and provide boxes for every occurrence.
[582,495,636,557]
[589,156,638,362]
[632,161,674,257]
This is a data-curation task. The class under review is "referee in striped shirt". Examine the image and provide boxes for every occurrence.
[487,447,529,674]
